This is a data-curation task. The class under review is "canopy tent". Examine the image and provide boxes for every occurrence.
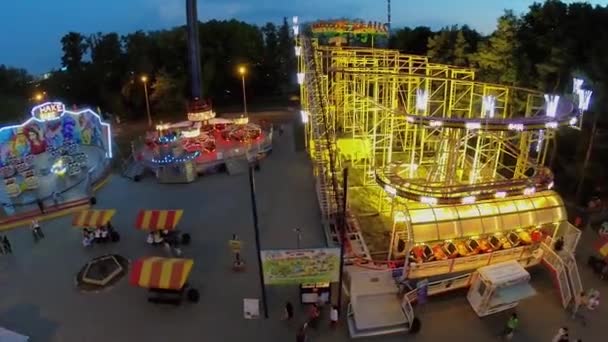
[135,210,183,231]
[130,256,193,290]
[399,191,566,243]
[72,209,116,228]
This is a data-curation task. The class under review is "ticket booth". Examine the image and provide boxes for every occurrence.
[300,282,331,304]
[467,261,536,317]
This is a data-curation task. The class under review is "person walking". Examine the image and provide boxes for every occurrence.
[31,219,44,241]
[296,322,308,342]
[552,327,569,342]
[572,291,587,322]
[330,305,339,328]
[36,198,45,214]
[499,313,519,340]
[2,236,12,254]
[283,301,294,320]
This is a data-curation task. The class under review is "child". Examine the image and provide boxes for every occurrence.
[330,305,338,328]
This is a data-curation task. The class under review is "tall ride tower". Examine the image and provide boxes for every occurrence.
[186,0,202,101]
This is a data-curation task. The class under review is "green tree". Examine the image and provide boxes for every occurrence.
[390,26,433,55]
[472,11,520,84]
[277,17,294,92]
[453,31,470,66]
[427,29,453,64]
[60,32,88,70]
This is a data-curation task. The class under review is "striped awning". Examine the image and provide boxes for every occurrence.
[72,209,116,228]
[135,210,183,231]
[129,256,193,290]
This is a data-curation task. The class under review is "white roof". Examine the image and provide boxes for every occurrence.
[477,260,530,285]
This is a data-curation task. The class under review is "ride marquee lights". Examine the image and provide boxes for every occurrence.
[32,102,66,121]
[482,95,496,118]
[544,94,560,118]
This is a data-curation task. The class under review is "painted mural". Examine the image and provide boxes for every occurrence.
[0,105,108,166]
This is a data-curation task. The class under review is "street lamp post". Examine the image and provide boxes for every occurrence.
[238,66,248,116]
[141,75,152,127]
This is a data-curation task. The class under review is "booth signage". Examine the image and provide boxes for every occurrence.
[31,102,66,121]
[260,248,340,285]
[229,239,242,253]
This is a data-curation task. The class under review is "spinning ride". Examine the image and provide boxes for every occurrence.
[297,36,589,279]
[139,106,271,179]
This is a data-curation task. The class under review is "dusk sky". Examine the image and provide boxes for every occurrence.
[2,0,607,74]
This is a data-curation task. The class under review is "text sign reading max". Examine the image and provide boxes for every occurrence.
[31,102,66,121]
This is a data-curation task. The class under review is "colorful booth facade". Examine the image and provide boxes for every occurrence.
[0,101,112,165]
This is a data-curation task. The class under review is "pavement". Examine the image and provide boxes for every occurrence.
[0,120,606,342]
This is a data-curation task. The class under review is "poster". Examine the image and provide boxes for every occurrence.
[243,298,259,319]
[260,248,340,285]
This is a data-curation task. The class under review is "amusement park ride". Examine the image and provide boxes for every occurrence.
[296,17,593,337]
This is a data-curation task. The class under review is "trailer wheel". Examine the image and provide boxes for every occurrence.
[187,288,200,303]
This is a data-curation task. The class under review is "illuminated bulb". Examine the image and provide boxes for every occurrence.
[295,46,301,56]
[384,184,397,197]
[547,181,554,190]
[461,196,476,204]
[569,117,578,126]
[544,94,560,118]
[420,196,438,205]
[293,25,299,36]
[482,95,496,118]
[523,187,536,196]
[545,122,558,129]
[300,110,309,123]
[495,191,507,199]
[415,89,428,112]
[508,123,524,131]
[297,73,305,84]
[465,122,481,130]
[429,120,442,127]
[578,89,592,111]
[573,78,584,95]
[406,116,415,123]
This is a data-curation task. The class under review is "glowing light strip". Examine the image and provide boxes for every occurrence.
[420,196,438,205]
[0,106,113,159]
[544,94,560,118]
[297,73,305,85]
[295,46,301,56]
[545,121,558,129]
[429,120,442,127]
[508,123,524,131]
[292,16,298,25]
[293,25,299,36]
[300,110,309,123]
[536,130,544,153]
[465,122,481,130]
[384,184,397,197]
[482,95,496,118]
[461,196,476,204]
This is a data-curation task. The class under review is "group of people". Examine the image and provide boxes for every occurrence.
[282,297,339,342]
[146,230,182,257]
[572,289,601,325]
[0,235,12,254]
[82,226,110,247]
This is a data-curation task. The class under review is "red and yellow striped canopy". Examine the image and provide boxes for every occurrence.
[129,256,193,290]
[135,210,183,231]
[72,209,116,228]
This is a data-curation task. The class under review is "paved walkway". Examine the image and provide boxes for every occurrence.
[0,119,606,341]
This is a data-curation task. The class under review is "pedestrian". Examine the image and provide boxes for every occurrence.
[283,301,294,320]
[296,322,307,342]
[308,304,320,329]
[330,305,339,328]
[499,313,518,340]
[572,291,587,321]
[31,219,44,241]
[552,327,569,342]
[52,191,60,207]
[2,236,12,254]
[36,198,45,214]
